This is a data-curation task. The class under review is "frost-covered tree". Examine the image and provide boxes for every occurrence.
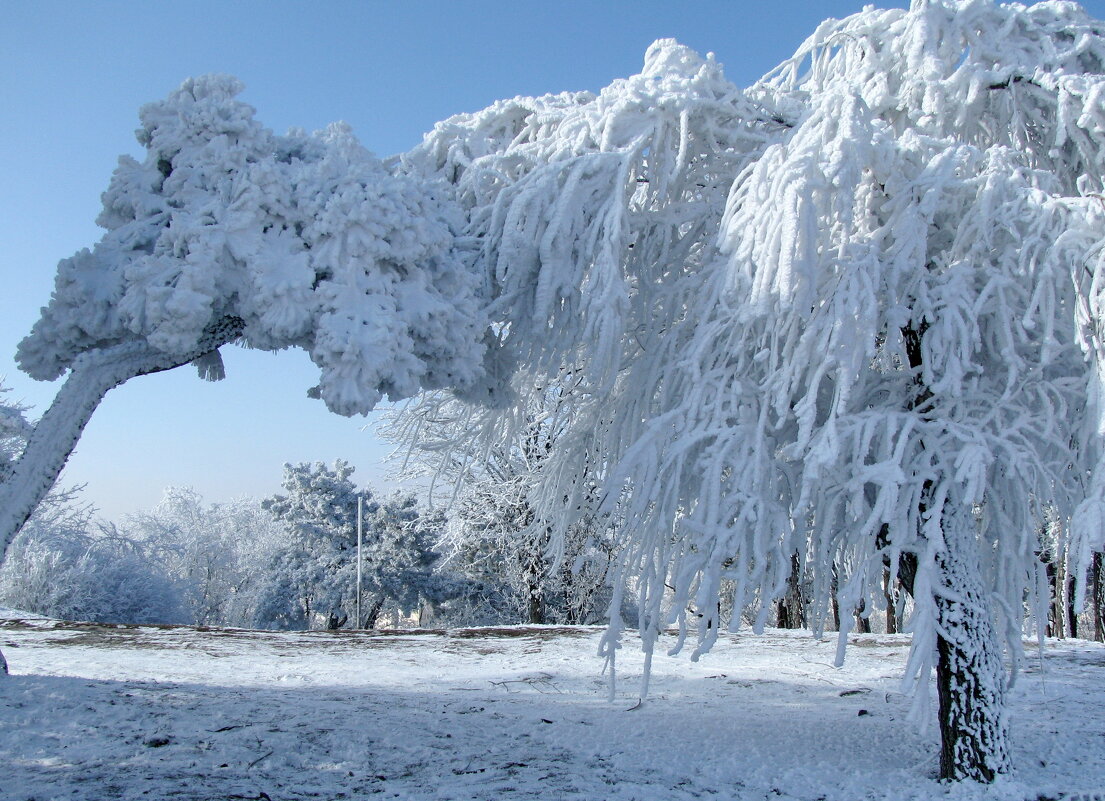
[254,461,443,630]
[124,487,283,626]
[385,377,621,625]
[0,384,33,488]
[441,473,617,625]
[3,386,167,672]
[359,495,450,627]
[398,2,1105,781]
[254,460,364,629]
[2,384,39,674]
[0,514,184,628]
[0,74,487,557]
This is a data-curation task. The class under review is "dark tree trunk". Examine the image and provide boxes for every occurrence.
[1066,567,1079,639]
[1042,551,1062,638]
[1094,553,1104,644]
[364,599,384,630]
[889,524,1011,782]
[932,513,1012,782]
[775,599,790,628]
[520,533,547,625]
[900,323,1010,782]
[883,567,898,635]
[854,599,872,634]
[776,552,806,629]
[830,562,841,631]
[526,584,545,625]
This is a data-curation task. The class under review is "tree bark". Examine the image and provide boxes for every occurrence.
[932,511,1012,782]
[776,551,806,629]
[1094,552,1104,644]
[1066,567,1079,639]
[364,599,384,629]
[854,599,872,634]
[883,567,898,635]
[526,583,545,625]
[900,322,1010,781]
[520,536,547,624]
[775,599,790,628]
[1043,550,1062,638]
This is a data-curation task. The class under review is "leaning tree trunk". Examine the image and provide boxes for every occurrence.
[932,510,1012,782]
[363,599,384,630]
[0,318,242,675]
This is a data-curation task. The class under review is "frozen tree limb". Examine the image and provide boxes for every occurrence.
[0,316,243,559]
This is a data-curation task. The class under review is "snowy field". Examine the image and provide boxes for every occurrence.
[2,609,1104,801]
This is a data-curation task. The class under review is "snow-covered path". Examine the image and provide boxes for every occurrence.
[2,615,1103,800]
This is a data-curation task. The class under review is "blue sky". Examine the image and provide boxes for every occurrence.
[4,1,1103,519]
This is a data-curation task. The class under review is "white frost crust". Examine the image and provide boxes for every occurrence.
[18,75,486,417]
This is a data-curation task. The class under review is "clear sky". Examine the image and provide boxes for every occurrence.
[4,1,1104,520]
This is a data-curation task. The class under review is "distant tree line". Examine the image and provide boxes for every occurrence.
[0,452,621,631]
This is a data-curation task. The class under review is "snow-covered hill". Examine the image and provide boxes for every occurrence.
[2,615,1102,800]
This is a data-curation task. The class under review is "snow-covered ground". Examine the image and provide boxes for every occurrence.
[2,610,1103,801]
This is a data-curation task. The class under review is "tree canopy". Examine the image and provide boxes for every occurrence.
[395,0,1105,779]
[17,75,488,414]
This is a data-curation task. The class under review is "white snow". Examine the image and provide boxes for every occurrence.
[3,612,1103,800]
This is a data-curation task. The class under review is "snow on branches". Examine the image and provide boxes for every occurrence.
[0,384,33,484]
[395,1,1105,778]
[402,38,788,393]
[257,460,441,630]
[18,75,486,415]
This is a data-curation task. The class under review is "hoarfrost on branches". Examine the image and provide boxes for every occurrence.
[18,75,486,414]
[7,0,1105,782]
[383,373,623,626]
[255,460,442,630]
[0,520,184,627]
[395,0,1105,781]
[123,487,283,627]
[0,384,33,484]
